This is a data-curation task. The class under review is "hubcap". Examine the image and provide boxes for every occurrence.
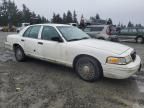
[78,62,95,80]
[137,38,143,43]
[83,66,90,73]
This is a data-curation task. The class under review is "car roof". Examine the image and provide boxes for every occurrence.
[29,23,71,27]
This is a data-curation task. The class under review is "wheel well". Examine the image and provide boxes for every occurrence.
[136,35,144,39]
[98,37,105,40]
[73,54,103,75]
[13,44,21,51]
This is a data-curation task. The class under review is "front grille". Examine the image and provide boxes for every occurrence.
[131,51,136,61]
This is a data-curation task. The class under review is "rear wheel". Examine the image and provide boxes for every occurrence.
[136,37,144,44]
[75,56,103,82]
[14,46,26,62]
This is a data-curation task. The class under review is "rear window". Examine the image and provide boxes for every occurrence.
[129,29,137,32]
[138,29,144,32]
[84,27,104,32]
[91,27,104,31]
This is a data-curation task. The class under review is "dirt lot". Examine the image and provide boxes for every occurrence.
[0,32,144,108]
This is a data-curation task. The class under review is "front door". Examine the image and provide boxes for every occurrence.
[38,26,66,63]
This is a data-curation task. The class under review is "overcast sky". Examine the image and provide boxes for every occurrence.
[14,0,144,25]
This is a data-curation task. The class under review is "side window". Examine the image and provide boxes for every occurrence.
[23,27,32,37]
[29,26,41,39]
[129,29,137,33]
[132,29,137,32]
[121,29,128,33]
[91,27,104,32]
[23,26,41,38]
[84,27,91,32]
[41,26,60,41]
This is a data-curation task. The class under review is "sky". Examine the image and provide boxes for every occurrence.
[14,0,144,25]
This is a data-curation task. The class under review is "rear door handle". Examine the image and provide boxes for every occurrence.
[38,42,43,45]
[21,39,25,42]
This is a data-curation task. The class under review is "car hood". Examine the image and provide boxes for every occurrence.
[72,39,130,55]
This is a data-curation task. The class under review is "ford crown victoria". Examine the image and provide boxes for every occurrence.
[5,24,141,82]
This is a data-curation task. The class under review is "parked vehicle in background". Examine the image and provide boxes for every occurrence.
[69,23,78,27]
[1,26,16,32]
[84,25,118,41]
[5,24,141,82]
[117,28,144,44]
[17,23,30,33]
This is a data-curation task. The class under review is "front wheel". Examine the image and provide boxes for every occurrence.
[75,56,103,82]
[136,37,144,44]
[14,46,26,62]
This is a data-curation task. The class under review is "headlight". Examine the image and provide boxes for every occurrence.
[107,56,132,65]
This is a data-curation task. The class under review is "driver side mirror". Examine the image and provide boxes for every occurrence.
[51,37,63,42]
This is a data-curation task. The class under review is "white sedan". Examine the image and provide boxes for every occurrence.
[5,24,141,82]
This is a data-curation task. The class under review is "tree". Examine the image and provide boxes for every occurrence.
[62,13,67,24]
[55,14,62,23]
[96,14,100,20]
[0,0,48,26]
[51,13,62,23]
[80,14,85,29]
[73,10,77,23]
[66,10,73,23]
[22,4,32,23]
[107,18,113,25]
[51,13,56,23]
[127,21,134,27]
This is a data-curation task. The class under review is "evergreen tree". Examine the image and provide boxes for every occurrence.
[0,0,48,26]
[80,14,85,29]
[22,4,32,23]
[96,14,100,20]
[51,13,56,23]
[66,10,73,23]
[107,18,113,25]
[62,13,67,24]
[127,21,134,27]
[73,10,77,23]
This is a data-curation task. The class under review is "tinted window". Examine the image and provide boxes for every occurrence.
[129,29,137,32]
[23,27,32,37]
[138,29,144,32]
[41,26,60,41]
[29,26,41,39]
[91,27,104,31]
[84,27,91,32]
[121,29,128,33]
[23,26,41,38]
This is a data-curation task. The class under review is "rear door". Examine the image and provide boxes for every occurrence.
[22,25,41,57]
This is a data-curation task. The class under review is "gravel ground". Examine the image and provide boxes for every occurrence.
[0,32,144,108]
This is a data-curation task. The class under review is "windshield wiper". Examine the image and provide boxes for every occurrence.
[68,37,90,42]
[80,37,90,40]
[68,39,81,41]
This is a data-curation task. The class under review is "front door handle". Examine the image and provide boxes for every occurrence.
[38,42,43,45]
[21,39,25,42]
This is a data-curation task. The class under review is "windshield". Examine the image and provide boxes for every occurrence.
[57,26,90,41]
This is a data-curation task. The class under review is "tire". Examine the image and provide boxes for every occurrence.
[136,37,144,44]
[14,46,25,62]
[75,56,103,82]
